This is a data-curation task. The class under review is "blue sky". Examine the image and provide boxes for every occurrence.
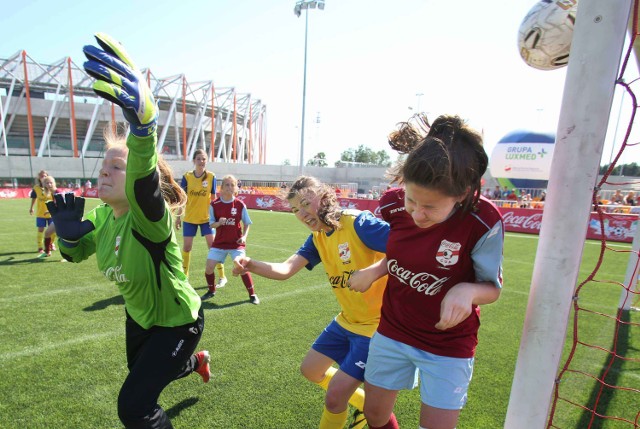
[1,0,637,167]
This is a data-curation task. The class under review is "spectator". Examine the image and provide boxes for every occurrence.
[611,190,624,204]
[492,185,501,200]
[625,191,636,206]
[501,186,511,199]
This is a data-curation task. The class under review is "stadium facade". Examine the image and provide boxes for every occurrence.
[0,50,267,164]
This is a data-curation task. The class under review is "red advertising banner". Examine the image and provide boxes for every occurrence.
[2,189,636,243]
[500,207,637,243]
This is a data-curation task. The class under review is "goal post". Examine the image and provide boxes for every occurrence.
[504,1,633,428]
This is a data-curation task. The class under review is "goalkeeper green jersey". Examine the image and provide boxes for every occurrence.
[60,134,200,329]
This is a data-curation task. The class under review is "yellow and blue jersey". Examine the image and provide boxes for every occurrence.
[181,171,216,224]
[30,186,53,218]
[297,210,389,337]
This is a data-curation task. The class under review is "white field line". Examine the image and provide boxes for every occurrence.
[0,282,326,363]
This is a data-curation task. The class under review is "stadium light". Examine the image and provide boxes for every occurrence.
[294,0,325,172]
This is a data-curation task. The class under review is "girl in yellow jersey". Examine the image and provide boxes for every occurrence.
[175,149,226,284]
[29,171,58,253]
[233,176,395,429]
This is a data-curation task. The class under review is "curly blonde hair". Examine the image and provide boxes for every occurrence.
[284,176,342,230]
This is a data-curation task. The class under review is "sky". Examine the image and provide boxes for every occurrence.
[1,0,638,167]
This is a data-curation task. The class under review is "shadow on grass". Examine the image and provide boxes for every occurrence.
[201,300,251,310]
[0,251,50,266]
[166,397,199,420]
[83,294,125,311]
[576,310,631,428]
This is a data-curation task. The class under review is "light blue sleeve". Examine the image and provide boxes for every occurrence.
[241,207,252,225]
[471,220,504,289]
[209,204,216,224]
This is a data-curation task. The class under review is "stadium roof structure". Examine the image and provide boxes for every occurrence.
[0,50,267,163]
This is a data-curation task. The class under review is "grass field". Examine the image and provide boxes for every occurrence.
[0,198,638,428]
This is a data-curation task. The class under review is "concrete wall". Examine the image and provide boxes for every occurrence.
[0,155,390,191]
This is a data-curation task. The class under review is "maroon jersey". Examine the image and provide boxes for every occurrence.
[209,197,252,250]
[377,188,504,358]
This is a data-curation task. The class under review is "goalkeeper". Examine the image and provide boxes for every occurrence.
[47,33,210,428]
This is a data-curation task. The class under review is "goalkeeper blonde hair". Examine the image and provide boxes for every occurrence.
[103,124,186,213]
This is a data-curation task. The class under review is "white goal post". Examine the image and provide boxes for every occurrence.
[504,1,634,428]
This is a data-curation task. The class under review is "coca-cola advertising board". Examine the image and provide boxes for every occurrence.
[501,207,637,243]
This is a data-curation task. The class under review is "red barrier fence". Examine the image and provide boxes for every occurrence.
[2,189,636,243]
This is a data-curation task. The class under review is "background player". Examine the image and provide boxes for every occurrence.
[202,174,259,304]
[176,148,227,285]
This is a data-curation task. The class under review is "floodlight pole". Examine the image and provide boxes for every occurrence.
[294,0,324,174]
[504,1,633,428]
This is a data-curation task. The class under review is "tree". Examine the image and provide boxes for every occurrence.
[599,162,639,176]
[336,145,392,167]
[307,152,328,167]
[282,159,291,166]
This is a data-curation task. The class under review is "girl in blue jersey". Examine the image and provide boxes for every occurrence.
[47,33,210,429]
[233,176,395,429]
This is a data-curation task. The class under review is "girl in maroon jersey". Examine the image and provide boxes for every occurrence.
[202,175,259,304]
[349,114,504,429]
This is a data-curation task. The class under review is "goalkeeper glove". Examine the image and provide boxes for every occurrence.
[46,193,96,242]
[82,33,157,137]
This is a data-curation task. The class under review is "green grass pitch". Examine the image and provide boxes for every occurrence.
[0,198,637,428]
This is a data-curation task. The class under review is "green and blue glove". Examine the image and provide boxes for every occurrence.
[46,193,95,243]
[83,33,157,137]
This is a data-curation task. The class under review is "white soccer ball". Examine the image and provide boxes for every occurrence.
[518,0,578,70]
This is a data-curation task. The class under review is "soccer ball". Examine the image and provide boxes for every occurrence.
[518,0,578,70]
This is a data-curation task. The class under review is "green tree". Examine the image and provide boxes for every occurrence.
[599,162,639,176]
[336,145,392,167]
[282,159,291,166]
[306,152,328,167]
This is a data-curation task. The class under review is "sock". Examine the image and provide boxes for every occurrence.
[241,273,255,296]
[216,263,226,280]
[314,367,365,411]
[318,406,348,429]
[182,251,191,276]
[37,231,44,249]
[205,273,216,293]
[368,413,399,429]
[44,237,52,253]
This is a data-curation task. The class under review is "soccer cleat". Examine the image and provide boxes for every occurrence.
[216,277,228,288]
[38,252,50,259]
[201,291,216,301]
[249,294,260,305]
[349,409,367,429]
[194,350,211,383]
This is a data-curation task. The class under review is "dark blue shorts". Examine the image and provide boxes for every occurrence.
[182,222,213,237]
[311,319,371,382]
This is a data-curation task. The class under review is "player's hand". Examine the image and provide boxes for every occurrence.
[29,208,34,215]
[347,269,374,293]
[82,33,157,137]
[236,236,246,245]
[232,257,250,276]
[435,283,474,331]
[175,218,182,230]
[46,193,95,241]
